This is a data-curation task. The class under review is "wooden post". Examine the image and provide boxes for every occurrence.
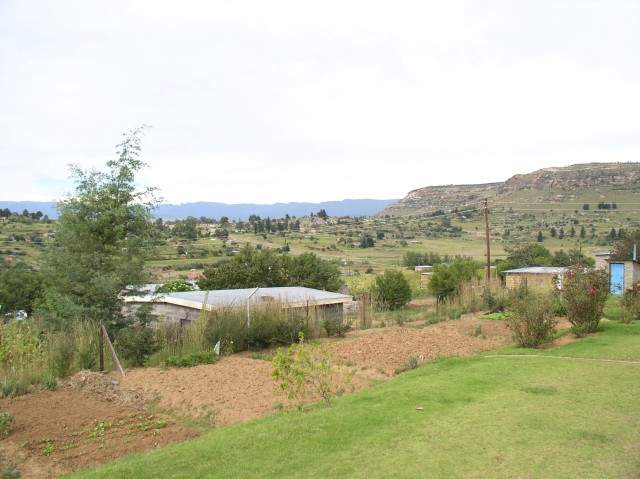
[484,198,491,282]
[99,320,104,372]
[100,322,126,377]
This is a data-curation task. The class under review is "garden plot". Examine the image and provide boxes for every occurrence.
[0,313,571,478]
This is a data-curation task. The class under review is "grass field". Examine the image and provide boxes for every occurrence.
[70,320,640,479]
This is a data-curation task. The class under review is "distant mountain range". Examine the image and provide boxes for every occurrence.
[0,199,398,220]
[5,162,637,221]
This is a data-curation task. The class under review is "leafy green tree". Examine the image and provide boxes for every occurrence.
[39,127,159,330]
[198,246,341,292]
[610,228,640,261]
[428,259,480,302]
[286,253,342,291]
[0,268,43,315]
[171,217,199,240]
[496,243,553,276]
[156,279,195,293]
[359,235,375,248]
[373,269,412,310]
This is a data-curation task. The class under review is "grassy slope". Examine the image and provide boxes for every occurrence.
[71,321,640,479]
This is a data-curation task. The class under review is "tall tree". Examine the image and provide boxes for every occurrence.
[610,228,640,261]
[40,127,159,329]
[198,246,341,292]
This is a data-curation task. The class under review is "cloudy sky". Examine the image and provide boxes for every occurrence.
[1,1,638,205]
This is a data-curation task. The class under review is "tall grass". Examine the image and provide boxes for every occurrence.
[1,318,104,395]
[458,277,508,314]
[147,300,340,366]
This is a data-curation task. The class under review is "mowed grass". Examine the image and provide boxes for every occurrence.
[71,322,640,479]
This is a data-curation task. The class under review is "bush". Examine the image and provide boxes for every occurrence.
[507,291,557,348]
[115,327,160,367]
[563,267,609,335]
[163,351,219,368]
[0,380,28,398]
[323,319,350,338]
[50,336,75,379]
[248,310,311,348]
[619,284,640,324]
[0,412,14,437]
[373,269,412,311]
[272,333,342,408]
[394,356,418,375]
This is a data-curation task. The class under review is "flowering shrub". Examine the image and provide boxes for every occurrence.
[506,290,557,348]
[562,267,609,335]
[620,283,640,324]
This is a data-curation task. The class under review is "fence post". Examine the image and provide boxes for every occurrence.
[100,322,126,377]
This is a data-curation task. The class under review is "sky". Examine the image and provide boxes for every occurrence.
[0,1,638,205]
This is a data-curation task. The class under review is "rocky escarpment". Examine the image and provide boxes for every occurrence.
[500,163,640,192]
[379,162,640,216]
[381,183,501,215]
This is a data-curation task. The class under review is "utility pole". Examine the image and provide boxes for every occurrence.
[484,198,491,282]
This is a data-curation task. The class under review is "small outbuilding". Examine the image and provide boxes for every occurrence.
[502,267,567,291]
[607,260,640,294]
[124,286,353,327]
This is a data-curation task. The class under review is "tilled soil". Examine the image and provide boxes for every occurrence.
[0,314,571,478]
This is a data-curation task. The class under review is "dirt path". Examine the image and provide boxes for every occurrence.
[0,313,572,478]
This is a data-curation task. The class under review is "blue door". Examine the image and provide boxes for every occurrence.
[610,263,624,294]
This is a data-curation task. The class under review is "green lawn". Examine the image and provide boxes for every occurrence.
[70,321,640,479]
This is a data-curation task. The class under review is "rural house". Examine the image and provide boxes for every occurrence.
[124,286,353,327]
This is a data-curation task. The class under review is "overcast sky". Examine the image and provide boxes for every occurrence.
[1,1,638,205]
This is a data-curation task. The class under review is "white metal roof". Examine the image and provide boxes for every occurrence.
[502,267,568,274]
[125,286,352,310]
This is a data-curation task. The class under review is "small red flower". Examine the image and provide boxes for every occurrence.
[589,289,596,295]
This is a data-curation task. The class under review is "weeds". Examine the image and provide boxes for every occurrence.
[163,351,219,368]
[471,323,483,337]
[395,356,419,375]
[0,412,14,437]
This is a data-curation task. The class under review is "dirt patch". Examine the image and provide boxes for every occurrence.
[0,388,199,479]
[0,313,575,477]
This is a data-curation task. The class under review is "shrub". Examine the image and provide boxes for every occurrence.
[0,412,14,437]
[619,284,640,324]
[395,356,419,375]
[563,267,609,335]
[507,291,557,348]
[323,319,350,338]
[41,373,58,390]
[272,333,341,408]
[115,327,160,367]
[373,269,412,311]
[1,380,28,398]
[481,288,498,309]
[163,351,219,368]
[50,335,75,379]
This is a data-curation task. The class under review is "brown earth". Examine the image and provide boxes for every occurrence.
[0,313,573,478]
